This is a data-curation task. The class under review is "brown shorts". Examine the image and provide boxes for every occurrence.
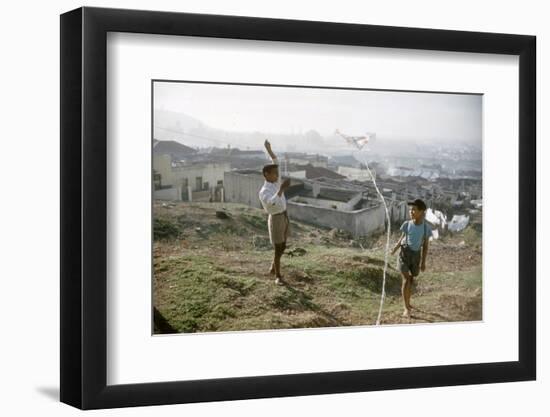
[268,211,290,245]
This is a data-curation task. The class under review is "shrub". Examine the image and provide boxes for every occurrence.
[154,217,180,240]
[463,226,481,248]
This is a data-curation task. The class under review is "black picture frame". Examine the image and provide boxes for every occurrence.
[60,6,536,410]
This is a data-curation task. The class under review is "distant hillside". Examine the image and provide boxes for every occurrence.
[154,109,205,131]
[153,109,339,153]
[153,109,215,147]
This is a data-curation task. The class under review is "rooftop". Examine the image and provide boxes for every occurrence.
[294,164,346,180]
[153,140,197,156]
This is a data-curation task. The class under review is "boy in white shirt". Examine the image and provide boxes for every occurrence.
[259,140,291,285]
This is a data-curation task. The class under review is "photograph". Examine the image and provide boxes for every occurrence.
[152,81,483,334]
[152,80,483,334]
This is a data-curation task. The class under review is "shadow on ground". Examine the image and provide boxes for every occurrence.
[154,307,177,334]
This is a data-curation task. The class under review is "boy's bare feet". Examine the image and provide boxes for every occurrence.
[402,309,411,318]
[275,276,285,286]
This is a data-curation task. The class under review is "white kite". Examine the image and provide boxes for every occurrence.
[335,129,376,150]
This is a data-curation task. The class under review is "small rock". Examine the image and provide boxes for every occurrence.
[215,210,230,219]
[287,247,307,257]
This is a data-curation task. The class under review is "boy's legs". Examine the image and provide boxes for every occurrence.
[267,214,277,275]
[269,213,288,283]
[398,247,414,316]
[399,247,421,317]
[269,242,286,275]
[401,271,413,317]
[272,245,281,277]
[273,242,286,284]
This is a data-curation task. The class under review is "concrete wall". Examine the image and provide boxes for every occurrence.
[338,166,375,181]
[291,196,350,211]
[287,200,386,237]
[353,203,386,236]
[287,157,328,168]
[346,193,364,210]
[390,200,408,223]
[171,162,230,191]
[192,190,212,202]
[287,200,354,233]
[153,187,181,201]
[153,154,173,186]
[288,170,306,179]
[152,155,230,192]
[224,171,265,209]
[290,193,362,212]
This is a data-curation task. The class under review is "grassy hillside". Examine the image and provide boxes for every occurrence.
[153,202,482,333]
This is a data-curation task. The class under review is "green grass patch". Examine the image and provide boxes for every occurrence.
[153,207,483,332]
[463,226,482,249]
[154,217,180,240]
[239,213,266,230]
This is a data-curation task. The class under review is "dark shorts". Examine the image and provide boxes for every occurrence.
[398,244,421,277]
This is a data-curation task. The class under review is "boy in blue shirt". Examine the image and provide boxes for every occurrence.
[391,199,433,318]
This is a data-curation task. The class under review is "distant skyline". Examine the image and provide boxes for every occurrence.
[154,81,482,145]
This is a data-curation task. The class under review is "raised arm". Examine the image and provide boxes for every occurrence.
[264,139,277,161]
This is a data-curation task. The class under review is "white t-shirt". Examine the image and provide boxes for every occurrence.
[258,156,287,215]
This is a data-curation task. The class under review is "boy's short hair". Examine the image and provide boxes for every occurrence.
[262,164,278,177]
[407,198,427,211]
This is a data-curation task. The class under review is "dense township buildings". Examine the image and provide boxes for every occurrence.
[153,139,480,238]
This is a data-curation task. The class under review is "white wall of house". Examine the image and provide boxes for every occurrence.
[287,157,328,168]
[153,155,230,192]
[224,171,265,209]
[390,200,409,223]
[153,187,181,201]
[171,162,230,191]
[288,170,306,179]
[153,154,174,186]
[338,166,376,182]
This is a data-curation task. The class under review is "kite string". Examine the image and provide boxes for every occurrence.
[335,130,390,325]
[359,158,391,326]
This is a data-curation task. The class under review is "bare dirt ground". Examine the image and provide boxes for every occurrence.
[153,201,482,333]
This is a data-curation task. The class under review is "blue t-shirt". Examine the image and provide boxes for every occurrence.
[400,220,433,251]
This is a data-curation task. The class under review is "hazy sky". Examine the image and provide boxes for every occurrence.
[154,81,482,143]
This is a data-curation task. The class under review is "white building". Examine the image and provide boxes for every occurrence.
[153,154,230,201]
[337,166,376,182]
